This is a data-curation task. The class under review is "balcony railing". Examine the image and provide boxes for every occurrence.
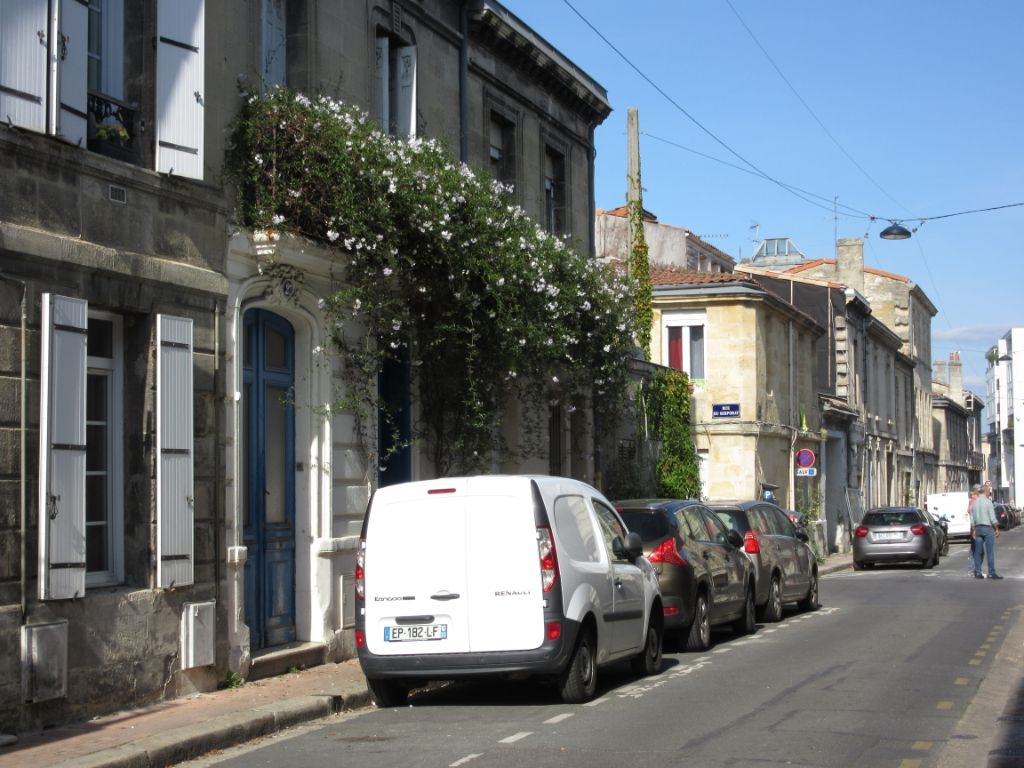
[87,91,138,164]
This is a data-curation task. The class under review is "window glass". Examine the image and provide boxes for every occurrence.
[554,495,601,563]
[683,508,713,542]
[689,325,705,379]
[592,499,627,559]
[751,506,778,535]
[618,509,672,542]
[714,509,746,534]
[699,508,731,545]
[770,508,797,537]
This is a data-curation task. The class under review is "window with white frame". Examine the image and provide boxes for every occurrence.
[663,311,706,381]
[87,0,125,99]
[85,313,124,585]
[375,34,417,138]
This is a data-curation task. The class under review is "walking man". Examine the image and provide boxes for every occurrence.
[966,487,979,575]
[971,483,1002,579]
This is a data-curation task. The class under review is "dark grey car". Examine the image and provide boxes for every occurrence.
[710,501,818,621]
[853,507,941,569]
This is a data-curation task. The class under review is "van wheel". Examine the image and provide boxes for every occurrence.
[558,629,597,703]
[630,619,663,676]
[685,592,711,652]
[367,677,409,708]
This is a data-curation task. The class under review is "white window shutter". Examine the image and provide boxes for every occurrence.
[395,45,416,138]
[157,314,194,588]
[57,0,87,146]
[0,0,48,133]
[155,0,204,179]
[374,36,388,133]
[38,294,88,600]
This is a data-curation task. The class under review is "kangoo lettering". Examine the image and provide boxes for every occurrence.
[374,596,409,602]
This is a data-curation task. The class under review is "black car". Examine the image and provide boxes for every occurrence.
[995,503,1015,531]
[616,499,755,652]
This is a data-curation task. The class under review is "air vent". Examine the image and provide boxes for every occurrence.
[108,185,127,204]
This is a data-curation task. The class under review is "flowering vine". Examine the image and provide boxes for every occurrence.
[227,88,639,475]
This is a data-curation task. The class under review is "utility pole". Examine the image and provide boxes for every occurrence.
[626,107,641,278]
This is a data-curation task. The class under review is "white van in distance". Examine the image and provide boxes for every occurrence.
[925,491,972,540]
[355,475,664,705]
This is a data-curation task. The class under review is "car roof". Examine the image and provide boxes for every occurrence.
[707,499,780,511]
[614,498,706,512]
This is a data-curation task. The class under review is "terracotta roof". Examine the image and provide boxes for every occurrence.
[784,258,910,284]
[597,205,658,222]
[649,267,753,287]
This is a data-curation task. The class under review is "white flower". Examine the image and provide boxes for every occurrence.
[327,229,340,242]
[552,376,559,384]
[603,344,611,353]
[497,277,505,287]
[317,298,326,309]
[383,267,393,277]
[271,214,284,225]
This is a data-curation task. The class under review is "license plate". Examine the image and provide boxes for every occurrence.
[874,531,902,541]
[384,623,448,642]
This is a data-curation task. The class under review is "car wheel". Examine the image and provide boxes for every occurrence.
[941,539,949,556]
[630,618,663,676]
[685,592,711,652]
[558,628,597,703]
[798,572,818,612]
[758,575,783,623]
[367,677,409,708]
[733,584,756,636]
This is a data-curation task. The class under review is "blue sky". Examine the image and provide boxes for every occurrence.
[506,0,1023,393]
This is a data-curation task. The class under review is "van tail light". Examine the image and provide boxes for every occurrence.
[546,621,562,641]
[537,526,558,592]
[743,530,761,554]
[355,629,366,648]
[664,606,680,617]
[355,542,365,600]
[648,538,687,566]
[910,524,926,536]
[855,526,869,538]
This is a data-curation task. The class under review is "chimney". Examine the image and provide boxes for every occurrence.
[949,351,964,406]
[934,358,947,388]
[836,238,864,294]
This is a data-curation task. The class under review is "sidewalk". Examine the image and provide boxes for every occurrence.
[0,551,854,768]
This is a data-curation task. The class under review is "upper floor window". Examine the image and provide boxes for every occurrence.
[375,34,416,137]
[262,0,287,88]
[664,311,706,381]
[87,0,124,99]
[544,147,566,235]
[489,112,515,189]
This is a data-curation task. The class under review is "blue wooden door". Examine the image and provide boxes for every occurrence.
[243,310,296,649]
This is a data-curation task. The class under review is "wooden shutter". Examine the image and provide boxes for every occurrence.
[374,36,388,132]
[57,0,87,145]
[156,314,194,588]
[38,294,88,600]
[155,0,204,179]
[394,45,416,138]
[667,326,683,371]
[0,0,48,133]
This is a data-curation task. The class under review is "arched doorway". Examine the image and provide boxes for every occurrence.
[242,309,296,649]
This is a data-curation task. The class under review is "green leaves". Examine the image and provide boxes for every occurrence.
[227,88,638,474]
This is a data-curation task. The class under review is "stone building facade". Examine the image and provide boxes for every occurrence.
[647,269,823,508]
[986,329,1022,505]
[594,207,735,273]
[0,0,609,731]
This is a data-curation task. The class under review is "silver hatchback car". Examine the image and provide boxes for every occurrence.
[853,507,941,570]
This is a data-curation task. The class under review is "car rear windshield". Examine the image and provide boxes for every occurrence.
[618,509,672,542]
[862,510,923,526]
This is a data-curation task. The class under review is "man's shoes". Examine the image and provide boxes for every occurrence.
[974,572,985,579]
[988,574,1004,580]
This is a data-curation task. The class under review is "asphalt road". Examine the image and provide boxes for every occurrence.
[191,529,1024,768]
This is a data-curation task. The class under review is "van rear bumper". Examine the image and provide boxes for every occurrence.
[357,620,580,680]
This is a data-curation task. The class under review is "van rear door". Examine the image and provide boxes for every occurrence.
[363,477,544,656]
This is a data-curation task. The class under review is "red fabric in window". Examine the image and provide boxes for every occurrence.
[668,327,683,370]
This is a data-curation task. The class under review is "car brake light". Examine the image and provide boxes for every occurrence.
[664,606,680,616]
[743,530,761,554]
[355,543,365,600]
[546,621,562,641]
[537,527,558,592]
[648,538,687,566]
[910,524,926,535]
[355,629,366,648]
[855,526,869,538]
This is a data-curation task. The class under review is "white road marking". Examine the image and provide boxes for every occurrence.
[499,732,533,744]
[544,713,574,724]
[450,754,483,767]
[583,696,609,707]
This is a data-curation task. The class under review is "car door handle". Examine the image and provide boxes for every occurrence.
[430,592,460,601]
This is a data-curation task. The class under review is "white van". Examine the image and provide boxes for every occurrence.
[355,475,664,705]
[925,491,972,540]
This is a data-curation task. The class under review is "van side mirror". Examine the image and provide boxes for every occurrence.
[613,531,644,561]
